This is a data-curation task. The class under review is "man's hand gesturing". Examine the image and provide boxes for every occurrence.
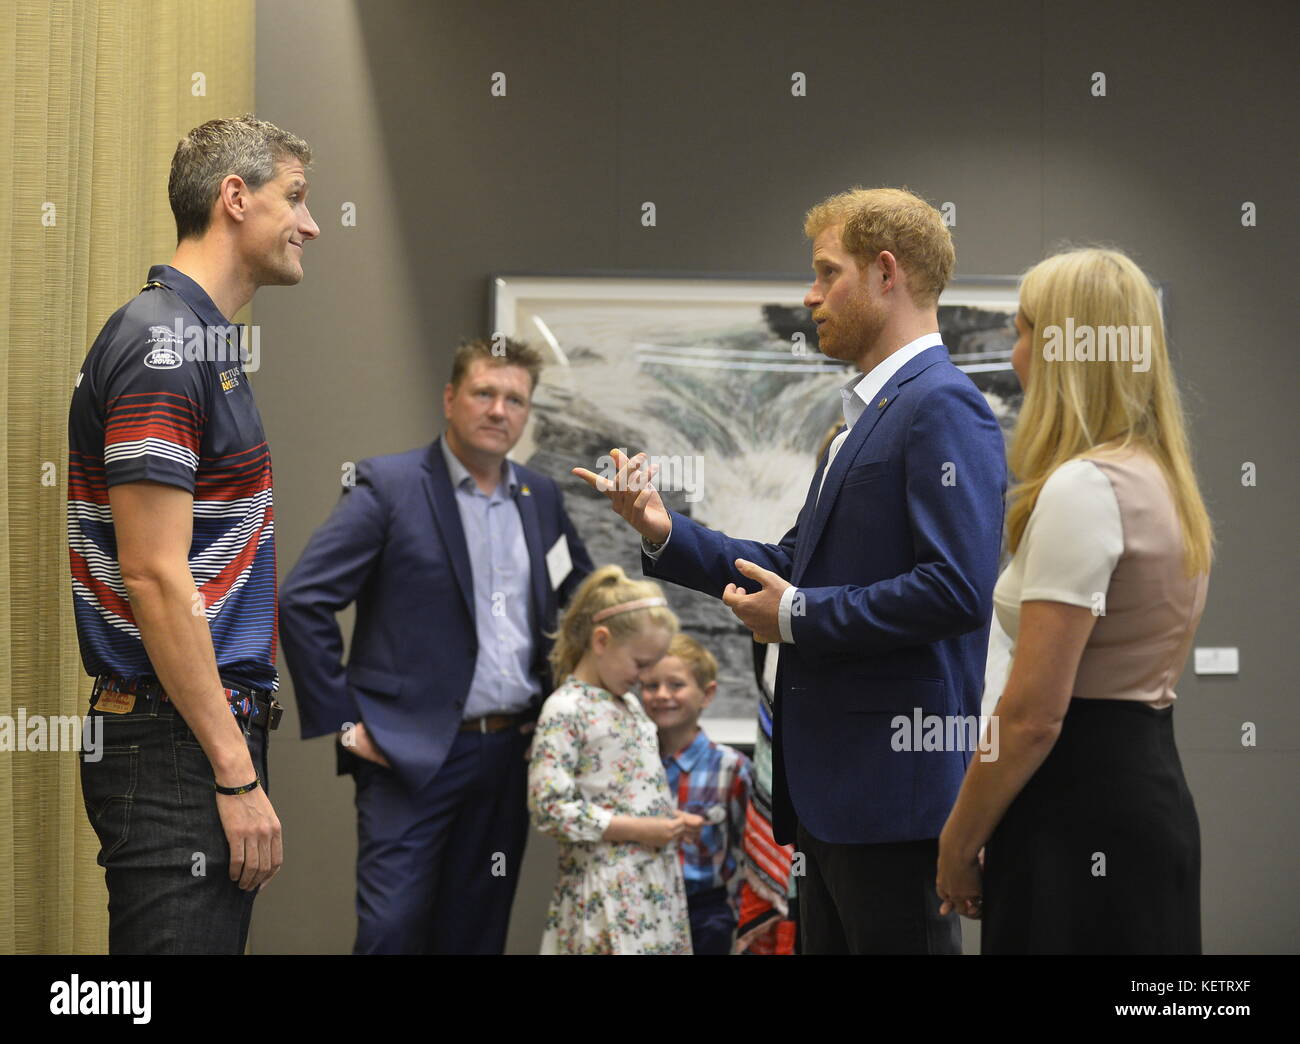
[722,559,790,643]
[572,448,672,545]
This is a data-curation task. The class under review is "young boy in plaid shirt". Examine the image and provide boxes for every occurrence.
[641,634,752,954]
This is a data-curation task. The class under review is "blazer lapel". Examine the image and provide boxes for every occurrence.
[423,437,474,620]
[792,346,949,582]
[511,476,548,635]
[792,403,890,582]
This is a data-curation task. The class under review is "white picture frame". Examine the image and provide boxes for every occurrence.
[491,272,1025,745]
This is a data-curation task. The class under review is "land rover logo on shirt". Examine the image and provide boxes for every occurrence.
[143,325,183,369]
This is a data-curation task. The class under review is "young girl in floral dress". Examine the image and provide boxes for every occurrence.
[528,564,703,954]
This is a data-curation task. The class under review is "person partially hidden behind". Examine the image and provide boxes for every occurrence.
[641,634,752,955]
[279,337,593,954]
[736,420,842,955]
[575,187,1007,953]
[68,115,319,953]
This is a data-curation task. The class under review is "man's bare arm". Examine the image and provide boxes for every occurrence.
[108,479,282,890]
[110,480,254,780]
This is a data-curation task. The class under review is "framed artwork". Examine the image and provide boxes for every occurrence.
[491,272,1023,744]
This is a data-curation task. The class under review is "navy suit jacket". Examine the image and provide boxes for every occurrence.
[644,346,1007,845]
[279,436,594,793]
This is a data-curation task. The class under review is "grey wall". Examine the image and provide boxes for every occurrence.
[250,0,1299,954]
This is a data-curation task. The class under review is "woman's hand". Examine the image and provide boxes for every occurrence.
[936,836,984,919]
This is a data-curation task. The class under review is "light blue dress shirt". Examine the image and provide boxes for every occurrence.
[440,436,539,718]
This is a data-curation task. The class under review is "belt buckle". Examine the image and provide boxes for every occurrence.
[244,692,282,732]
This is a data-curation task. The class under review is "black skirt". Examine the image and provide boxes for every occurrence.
[982,697,1201,954]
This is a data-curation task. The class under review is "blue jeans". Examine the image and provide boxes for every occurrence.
[79,691,269,954]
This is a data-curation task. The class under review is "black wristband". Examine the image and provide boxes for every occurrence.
[215,777,261,796]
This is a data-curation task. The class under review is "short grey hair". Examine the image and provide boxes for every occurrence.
[168,113,312,242]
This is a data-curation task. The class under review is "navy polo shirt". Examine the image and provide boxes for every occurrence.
[67,265,279,692]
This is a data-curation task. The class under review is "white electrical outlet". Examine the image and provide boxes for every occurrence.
[1193,647,1239,675]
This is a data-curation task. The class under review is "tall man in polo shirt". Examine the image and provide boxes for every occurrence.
[67,115,320,954]
[279,338,594,954]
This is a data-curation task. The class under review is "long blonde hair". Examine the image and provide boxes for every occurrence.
[548,565,679,682]
[1008,247,1213,575]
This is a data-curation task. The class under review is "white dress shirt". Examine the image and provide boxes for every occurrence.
[775,334,942,642]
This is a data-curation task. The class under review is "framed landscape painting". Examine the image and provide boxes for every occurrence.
[491,273,1023,743]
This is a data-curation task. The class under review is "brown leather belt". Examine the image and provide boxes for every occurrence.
[459,712,528,734]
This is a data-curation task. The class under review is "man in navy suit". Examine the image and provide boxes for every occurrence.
[279,337,593,954]
[575,188,1007,953]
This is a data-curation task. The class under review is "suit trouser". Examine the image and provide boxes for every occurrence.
[796,824,961,954]
[353,727,530,954]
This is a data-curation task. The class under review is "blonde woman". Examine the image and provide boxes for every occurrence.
[936,248,1213,954]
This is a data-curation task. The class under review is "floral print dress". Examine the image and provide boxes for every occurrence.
[527,675,692,954]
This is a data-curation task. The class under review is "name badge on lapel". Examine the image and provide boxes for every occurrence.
[546,534,574,590]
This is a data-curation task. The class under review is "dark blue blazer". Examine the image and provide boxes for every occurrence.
[279,436,594,793]
[644,346,1007,845]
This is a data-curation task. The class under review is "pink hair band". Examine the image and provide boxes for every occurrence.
[591,597,668,622]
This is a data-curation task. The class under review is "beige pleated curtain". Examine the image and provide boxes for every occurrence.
[1,0,253,953]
